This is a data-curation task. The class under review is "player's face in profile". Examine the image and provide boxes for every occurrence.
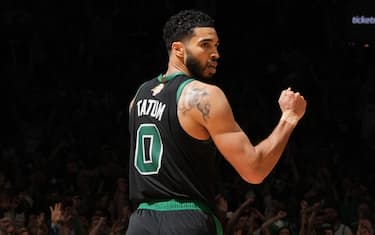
[185,27,219,79]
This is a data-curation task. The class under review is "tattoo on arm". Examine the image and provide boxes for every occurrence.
[181,87,210,121]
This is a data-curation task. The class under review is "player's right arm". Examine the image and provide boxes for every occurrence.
[180,82,306,184]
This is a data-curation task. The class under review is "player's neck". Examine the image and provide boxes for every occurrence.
[166,63,190,77]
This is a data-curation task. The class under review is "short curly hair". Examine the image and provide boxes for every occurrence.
[162,9,215,53]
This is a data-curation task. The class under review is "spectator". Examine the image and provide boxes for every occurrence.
[322,201,353,235]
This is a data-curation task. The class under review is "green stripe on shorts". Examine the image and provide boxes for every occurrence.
[138,199,223,235]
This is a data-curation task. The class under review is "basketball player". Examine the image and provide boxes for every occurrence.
[126,9,306,235]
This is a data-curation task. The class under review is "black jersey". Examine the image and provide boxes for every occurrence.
[128,73,218,209]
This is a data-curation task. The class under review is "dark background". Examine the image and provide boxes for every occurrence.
[1,0,375,218]
[2,1,374,156]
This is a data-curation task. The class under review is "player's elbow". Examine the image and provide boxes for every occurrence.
[240,157,268,184]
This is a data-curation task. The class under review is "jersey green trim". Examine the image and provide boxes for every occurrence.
[138,199,223,235]
[157,72,186,82]
[176,79,194,102]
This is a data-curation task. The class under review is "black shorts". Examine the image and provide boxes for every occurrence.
[125,209,220,235]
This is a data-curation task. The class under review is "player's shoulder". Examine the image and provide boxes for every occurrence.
[187,79,225,97]
[180,80,230,114]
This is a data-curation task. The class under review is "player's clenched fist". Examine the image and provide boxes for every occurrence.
[278,87,307,125]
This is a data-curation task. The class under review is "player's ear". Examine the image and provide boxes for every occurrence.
[172,42,185,57]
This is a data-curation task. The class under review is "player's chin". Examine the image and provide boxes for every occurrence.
[204,68,216,79]
[207,66,217,75]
